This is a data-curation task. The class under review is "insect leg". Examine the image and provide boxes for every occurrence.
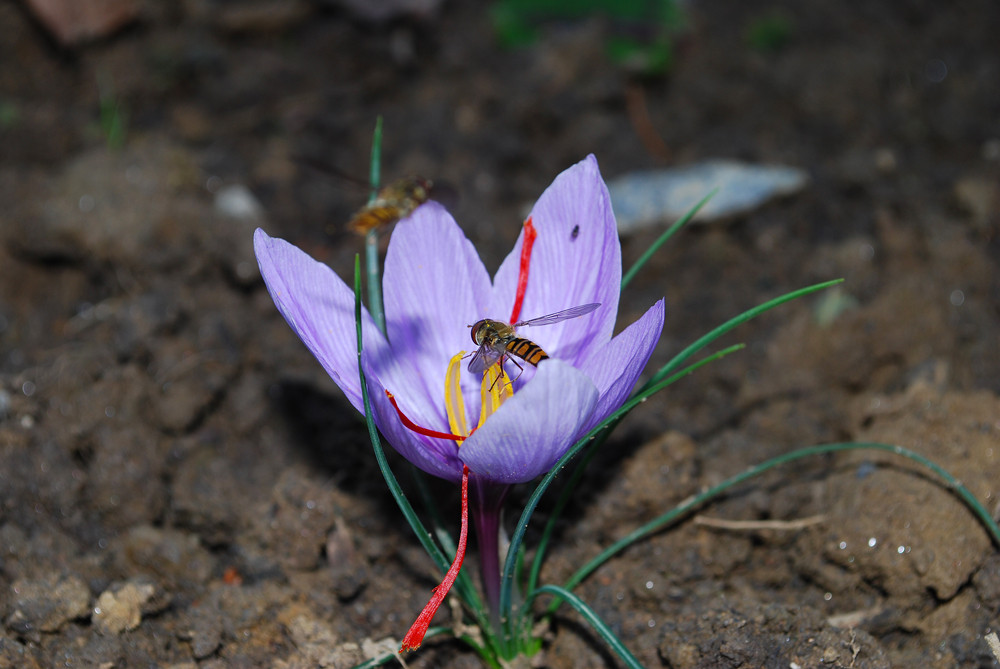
[507,356,525,384]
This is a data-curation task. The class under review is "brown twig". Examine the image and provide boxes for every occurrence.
[693,514,826,531]
[625,82,671,161]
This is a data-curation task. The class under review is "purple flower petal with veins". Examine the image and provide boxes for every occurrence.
[254,155,664,485]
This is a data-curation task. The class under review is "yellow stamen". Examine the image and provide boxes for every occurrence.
[445,352,469,443]
[479,364,513,426]
[444,353,514,447]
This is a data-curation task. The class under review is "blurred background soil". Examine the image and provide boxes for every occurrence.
[1,1,998,667]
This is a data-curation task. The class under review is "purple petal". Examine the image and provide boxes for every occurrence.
[458,360,598,484]
[578,299,665,432]
[364,362,465,483]
[382,202,492,409]
[254,228,387,412]
[488,155,621,364]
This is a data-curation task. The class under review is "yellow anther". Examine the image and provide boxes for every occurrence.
[444,353,513,446]
[479,364,512,426]
[445,352,469,443]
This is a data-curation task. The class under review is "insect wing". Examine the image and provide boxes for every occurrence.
[515,302,600,328]
[468,343,504,375]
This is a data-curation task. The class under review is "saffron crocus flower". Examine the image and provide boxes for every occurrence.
[255,155,663,484]
[254,154,664,646]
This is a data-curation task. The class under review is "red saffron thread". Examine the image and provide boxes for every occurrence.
[400,464,470,651]
[509,216,537,324]
[386,391,463,441]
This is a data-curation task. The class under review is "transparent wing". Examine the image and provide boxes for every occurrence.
[515,302,600,328]
[468,343,504,375]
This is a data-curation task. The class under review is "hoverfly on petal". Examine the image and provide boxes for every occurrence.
[468,302,600,377]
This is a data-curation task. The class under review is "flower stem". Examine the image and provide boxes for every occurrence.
[365,229,385,334]
[365,116,386,335]
[470,478,510,634]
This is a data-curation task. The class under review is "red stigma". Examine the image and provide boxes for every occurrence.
[400,465,470,651]
[509,216,537,324]
[386,391,463,442]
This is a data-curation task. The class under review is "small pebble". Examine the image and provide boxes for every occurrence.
[608,160,809,232]
[92,579,158,634]
[7,573,90,633]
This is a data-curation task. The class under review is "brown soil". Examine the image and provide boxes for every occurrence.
[1,1,998,667]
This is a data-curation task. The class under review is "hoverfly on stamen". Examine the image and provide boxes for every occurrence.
[468,303,600,381]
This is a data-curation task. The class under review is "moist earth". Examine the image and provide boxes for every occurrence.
[1,1,998,667]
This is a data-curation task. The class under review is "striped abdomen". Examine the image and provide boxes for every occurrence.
[348,205,404,234]
[504,337,549,366]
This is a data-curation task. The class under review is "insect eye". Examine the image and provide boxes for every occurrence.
[470,321,485,345]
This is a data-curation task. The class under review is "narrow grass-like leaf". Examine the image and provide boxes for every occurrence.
[532,585,643,669]
[550,441,1000,612]
[550,280,841,587]
[355,255,448,569]
[368,115,383,197]
[365,116,386,335]
[502,344,745,623]
[620,188,716,291]
[355,126,493,645]
[409,470,486,622]
[523,333,733,596]
[522,345,744,620]
[647,278,843,387]
[408,467,458,556]
[525,428,610,599]
[515,279,841,622]
[353,256,486,627]
[97,70,127,149]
